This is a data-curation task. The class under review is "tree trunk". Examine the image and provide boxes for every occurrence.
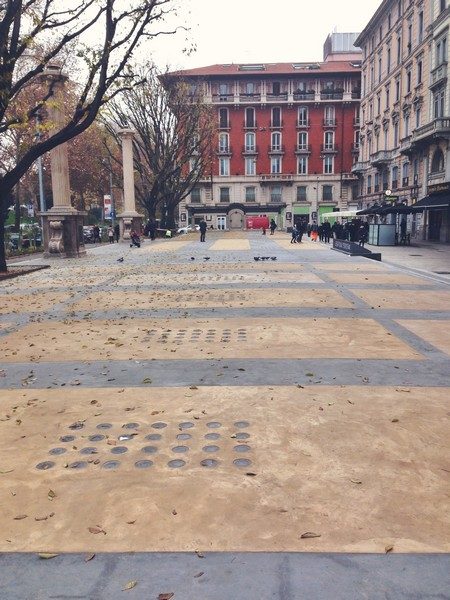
[0,205,7,273]
[165,205,177,229]
[14,182,21,232]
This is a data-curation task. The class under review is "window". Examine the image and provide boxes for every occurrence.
[418,12,424,43]
[245,107,255,128]
[272,81,281,95]
[219,83,229,98]
[369,102,373,120]
[397,36,401,65]
[296,186,307,201]
[378,56,382,83]
[272,107,281,127]
[270,185,282,202]
[219,157,230,176]
[395,77,400,101]
[386,85,390,108]
[271,131,281,150]
[415,107,421,128]
[407,21,412,54]
[367,174,372,194]
[384,125,389,149]
[270,156,282,173]
[406,69,412,93]
[323,155,334,174]
[374,172,380,192]
[219,108,229,128]
[392,166,398,189]
[219,187,230,202]
[388,12,391,29]
[324,131,334,150]
[436,37,447,66]
[379,26,383,44]
[370,64,374,89]
[245,186,256,202]
[382,169,389,190]
[297,156,308,174]
[298,106,309,126]
[404,112,410,136]
[219,132,229,152]
[377,94,381,115]
[394,122,399,146]
[387,47,391,73]
[190,187,201,203]
[417,60,423,84]
[324,105,335,125]
[298,131,308,149]
[245,157,256,176]
[402,162,409,186]
[431,149,444,173]
[376,133,380,152]
[245,132,255,151]
[441,0,446,12]
[245,82,255,95]
[433,88,445,118]
[322,185,333,200]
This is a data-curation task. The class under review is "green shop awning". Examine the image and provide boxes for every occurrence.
[293,206,310,215]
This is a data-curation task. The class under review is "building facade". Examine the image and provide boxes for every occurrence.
[172,35,362,230]
[353,0,450,242]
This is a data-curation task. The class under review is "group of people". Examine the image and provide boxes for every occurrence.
[288,218,370,246]
[106,223,120,243]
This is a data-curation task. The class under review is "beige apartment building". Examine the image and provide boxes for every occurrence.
[353,0,450,242]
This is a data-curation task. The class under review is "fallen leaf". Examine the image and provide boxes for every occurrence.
[0,469,14,474]
[172,509,177,515]
[195,550,205,558]
[189,385,198,390]
[194,572,204,578]
[142,378,152,384]
[14,514,28,520]
[158,594,174,600]
[300,532,321,539]
[347,399,354,405]
[305,372,314,377]
[88,526,106,535]
[84,553,95,562]
[391,418,399,423]
[350,479,362,485]
[122,580,137,591]
[245,472,257,477]
[48,489,56,500]
[38,553,58,559]
[385,544,394,553]
[126,520,136,525]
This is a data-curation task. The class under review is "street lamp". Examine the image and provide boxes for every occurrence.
[103,158,116,228]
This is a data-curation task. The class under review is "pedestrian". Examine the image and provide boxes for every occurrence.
[322,220,331,243]
[129,230,141,248]
[262,226,266,235]
[93,225,101,243]
[318,223,324,242]
[358,224,367,247]
[199,219,207,242]
[148,220,156,241]
[306,223,311,238]
[107,226,114,244]
[114,222,120,243]
[270,219,277,235]
[310,221,319,242]
[296,222,305,243]
[290,224,298,243]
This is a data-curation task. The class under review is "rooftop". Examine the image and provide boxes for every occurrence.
[168,61,362,78]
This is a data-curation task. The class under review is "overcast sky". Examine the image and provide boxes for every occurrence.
[148,0,382,71]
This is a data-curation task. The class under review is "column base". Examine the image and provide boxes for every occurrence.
[40,209,87,259]
[117,212,144,241]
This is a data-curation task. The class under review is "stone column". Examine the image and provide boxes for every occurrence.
[39,64,86,259]
[117,129,143,240]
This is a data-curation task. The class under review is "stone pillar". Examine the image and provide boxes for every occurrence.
[117,129,143,240]
[39,64,86,259]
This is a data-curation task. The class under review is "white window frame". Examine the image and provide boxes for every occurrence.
[297,156,308,175]
[323,155,334,174]
[324,105,335,126]
[298,131,308,149]
[324,131,334,150]
[270,156,282,174]
[245,132,256,151]
[271,131,282,150]
[219,157,230,176]
[245,157,256,176]
[298,106,309,126]
[219,132,229,152]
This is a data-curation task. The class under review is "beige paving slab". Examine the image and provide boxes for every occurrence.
[140,241,191,253]
[209,239,251,251]
[327,272,431,286]
[0,386,448,553]
[0,317,421,362]
[0,292,72,315]
[353,289,450,311]
[396,319,450,355]
[116,271,322,286]
[274,239,328,251]
[312,262,388,272]
[70,288,351,311]
[130,262,305,273]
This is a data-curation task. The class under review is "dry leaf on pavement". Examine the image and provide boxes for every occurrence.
[88,526,106,535]
[300,532,321,539]
[122,581,137,591]
[158,594,174,600]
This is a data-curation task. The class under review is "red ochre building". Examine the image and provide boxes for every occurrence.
[173,33,362,230]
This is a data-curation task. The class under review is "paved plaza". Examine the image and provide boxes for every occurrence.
[0,231,449,599]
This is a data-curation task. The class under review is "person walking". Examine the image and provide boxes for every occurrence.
[322,220,331,244]
[93,225,101,244]
[290,224,298,243]
[199,219,207,242]
[107,226,114,244]
[296,221,305,243]
[270,219,277,235]
[114,223,120,243]
[310,221,319,242]
[358,224,367,247]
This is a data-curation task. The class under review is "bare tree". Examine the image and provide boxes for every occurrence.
[0,0,180,271]
[106,67,215,228]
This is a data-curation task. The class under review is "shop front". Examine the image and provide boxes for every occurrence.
[412,183,450,243]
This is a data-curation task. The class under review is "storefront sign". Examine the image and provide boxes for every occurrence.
[428,182,450,195]
[103,195,111,218]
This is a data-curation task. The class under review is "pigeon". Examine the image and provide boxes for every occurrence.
[254,257,260,261]
[117,257,124,262]
[190,257,195,261]
[271,257,277,261]
[203,257,210,261]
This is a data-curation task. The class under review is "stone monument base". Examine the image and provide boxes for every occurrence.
[40,208,87,259]
[117,211,144,241]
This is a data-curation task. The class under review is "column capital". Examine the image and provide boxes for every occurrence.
[118,128,136,139]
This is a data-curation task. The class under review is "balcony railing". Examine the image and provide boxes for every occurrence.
[296,119,310,128]
[294,144,312,154]
[267,93,288,101]
[293,91,315,100]
[400,135,412,155]
[351,161,369,173]
[430,61,448,88]
[320,91,344,100]
[321,144,339,153]
[260,173,294,184]
[268,144,285,154]
[353,117,361,126]
[242,145,259,155]
[323,118,337,127]
[217,146,232,155]
[371,149,393,166]
[411,117,450,144]
[212,94,233,103]
[239,93,262,102]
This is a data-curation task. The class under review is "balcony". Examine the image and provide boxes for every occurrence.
[351,143,360,154]
[217,146,232,156]
[296,120,311,128]
[268,144,285,154]
[320,90,344,100]
[371,149,394,166]
[266,93,289,102]
[294,144,312,154]
[321,144,339,154]
[341,172,358,181]
[399,135,413,155]
[351,161,369,174]
[293,91,315,101]
[212,94,234,103]
[351,90,361,99]
[430,61,448,89]
[260,173,294,185]
[242,145,259,155]
[243,121,257,130]
[323,118,337,127]
[239,93,262,102]
[411,117,450,145]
